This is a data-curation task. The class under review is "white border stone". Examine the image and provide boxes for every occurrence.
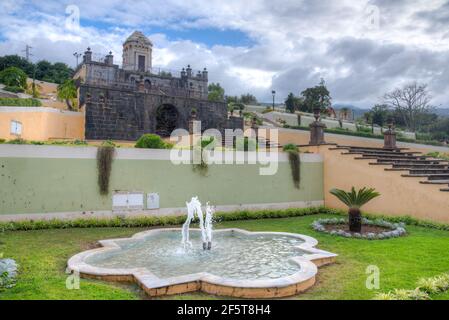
[67,228,337,292]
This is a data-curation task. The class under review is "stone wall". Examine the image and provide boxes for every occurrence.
[81,84,231,140]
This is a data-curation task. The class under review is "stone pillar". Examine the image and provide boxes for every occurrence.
[309,121,326,145]
[105,51,114,65]
[189,112,197,135]
[83,47,92,63]
[383,126,397,149]
[186,65,192,78]
[251,116,259,138]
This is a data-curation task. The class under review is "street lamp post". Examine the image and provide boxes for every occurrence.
[271,90,276,110]
[73,52,82,67]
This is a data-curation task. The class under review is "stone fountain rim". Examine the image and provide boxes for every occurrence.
[67,228,337,297]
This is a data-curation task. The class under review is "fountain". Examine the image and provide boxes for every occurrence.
[182,197,214,250]
[67,197,337,298]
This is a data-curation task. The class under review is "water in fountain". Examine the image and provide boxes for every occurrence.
[205,202,214,250]
[182,197,214,250]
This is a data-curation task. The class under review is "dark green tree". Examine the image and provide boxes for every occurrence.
[0,55,34,76]
[370,104,389,127]
[299,79,331,113]
[0,66,28,89]
[208,83,225,102]
[240,93,258,105]
[285,93,297,113]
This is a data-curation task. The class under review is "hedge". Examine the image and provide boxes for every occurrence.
[283,125,445,147]
[1,206,449,232]
[0,98,42,107]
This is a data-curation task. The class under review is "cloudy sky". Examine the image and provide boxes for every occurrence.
[1,0,449,107]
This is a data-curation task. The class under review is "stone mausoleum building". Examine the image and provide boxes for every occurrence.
[74,31,242,140]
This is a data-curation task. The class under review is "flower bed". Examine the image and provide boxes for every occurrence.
[312,217,407,240]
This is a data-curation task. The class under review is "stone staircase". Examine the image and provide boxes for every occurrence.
[330,145,449,192]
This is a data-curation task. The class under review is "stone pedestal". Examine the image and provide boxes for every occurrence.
[309,121,326,145]
[383,129,397,149]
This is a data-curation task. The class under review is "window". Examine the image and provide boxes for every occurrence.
[10,120,22,136]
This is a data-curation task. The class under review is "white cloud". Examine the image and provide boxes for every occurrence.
[0,0,449,107]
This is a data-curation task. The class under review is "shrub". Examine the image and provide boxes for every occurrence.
[3,86,25,93]
[0,97,42,107]
[0,207,327,232]
[0,258,18,291]
[200,136,216,150]
[417,274,449,294]
[7,138,27,144]
[96,145,115,195]
[374,288,429,300]
[283,143,298,152]
[0,67,27,89]
[283,144,300,189]
[0,139,5,144]
[135,134,170,149]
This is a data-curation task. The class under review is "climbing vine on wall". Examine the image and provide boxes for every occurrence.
[283,144,300,189]
[96,142,115,195]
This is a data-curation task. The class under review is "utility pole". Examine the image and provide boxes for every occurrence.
[22,45,33,61]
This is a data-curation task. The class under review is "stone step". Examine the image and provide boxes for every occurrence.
[402,173,449,180]
[338,145,405,150]
[355,155,426,161]
[410,169,449,174]
[377,159,445,164]
[420,180,449,185]
[440,188,449,192]
[392,163,448,169]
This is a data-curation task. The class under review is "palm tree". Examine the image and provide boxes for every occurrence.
[57,79,77,110]
[329,187,380,232]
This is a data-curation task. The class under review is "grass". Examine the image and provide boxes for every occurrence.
[1,214,449,300]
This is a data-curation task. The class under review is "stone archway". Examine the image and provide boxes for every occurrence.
[155,104,179,137]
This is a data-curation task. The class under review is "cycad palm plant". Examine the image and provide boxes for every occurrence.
[329,187,380,232]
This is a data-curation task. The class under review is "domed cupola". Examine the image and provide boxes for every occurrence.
[122,31,153,72]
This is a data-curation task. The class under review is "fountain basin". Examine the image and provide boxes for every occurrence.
[67,228,337,298]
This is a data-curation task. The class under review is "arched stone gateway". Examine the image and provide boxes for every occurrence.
[155,104,179,137]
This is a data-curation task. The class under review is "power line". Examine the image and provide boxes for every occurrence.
[22,44,33,61]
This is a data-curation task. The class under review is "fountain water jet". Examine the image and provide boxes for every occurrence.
[182,197,212,250]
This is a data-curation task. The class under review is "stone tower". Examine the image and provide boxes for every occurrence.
[122,31,153,72]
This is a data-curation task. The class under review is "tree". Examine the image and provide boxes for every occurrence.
[370,104,389,127]
[299,78,332,113]
[383,82,433,132]
[285,93,298,113]
[0,67,28,89]
[208,83,225,102]
[240,93,258,105]
[428,118,449,141]
[57,79,77,110]
[0,55,35,76]
[330,187,380,232]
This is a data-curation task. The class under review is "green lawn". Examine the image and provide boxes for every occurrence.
[1,214,449,300]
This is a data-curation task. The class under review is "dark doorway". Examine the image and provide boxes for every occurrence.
[138,55,145,72]
[155,104,178,136]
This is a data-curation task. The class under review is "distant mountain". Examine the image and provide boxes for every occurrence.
[333,104,368,119]
[433,108,449,118]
